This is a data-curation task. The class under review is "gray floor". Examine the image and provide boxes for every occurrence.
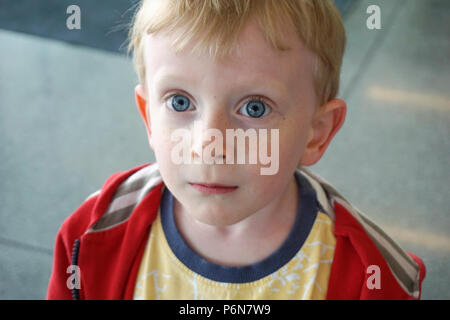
[1,0,449,299]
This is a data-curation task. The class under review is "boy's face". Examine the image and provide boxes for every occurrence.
[136,18,346,227]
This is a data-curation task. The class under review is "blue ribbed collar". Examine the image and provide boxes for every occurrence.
[160,171,318,283]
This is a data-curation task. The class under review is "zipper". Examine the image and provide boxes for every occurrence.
[71,238,81,300]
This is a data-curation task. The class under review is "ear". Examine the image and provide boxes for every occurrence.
[300,98,347,166]
[135,84,153,150]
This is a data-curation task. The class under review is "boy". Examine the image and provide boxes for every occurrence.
[47,0,425,299]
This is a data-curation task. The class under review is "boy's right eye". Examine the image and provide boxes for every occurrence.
[166,94,193,112]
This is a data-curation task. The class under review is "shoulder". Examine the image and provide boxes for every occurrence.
[297,166,426,299]
[57,162,163,241]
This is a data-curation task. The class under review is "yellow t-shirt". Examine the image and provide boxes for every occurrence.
[134,212,335,300]
[134,173,335,300]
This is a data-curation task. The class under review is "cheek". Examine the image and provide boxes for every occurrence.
[281,130,307,157]
[279,119,310,159]
[150,121,176,164]
[150,126,182,194]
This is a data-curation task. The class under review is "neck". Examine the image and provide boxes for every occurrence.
[173,175,299,266]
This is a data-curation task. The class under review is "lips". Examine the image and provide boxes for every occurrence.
[189,182,238,194]
[192,182,235,188]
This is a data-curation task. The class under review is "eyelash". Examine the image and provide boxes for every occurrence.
[165,93,273,116]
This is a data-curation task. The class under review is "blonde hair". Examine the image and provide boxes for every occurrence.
[128,0,346,107]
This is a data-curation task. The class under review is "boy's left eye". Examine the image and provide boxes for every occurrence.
[238,98,271,118]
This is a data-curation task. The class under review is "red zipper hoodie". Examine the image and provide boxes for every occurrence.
[46,163,426,300]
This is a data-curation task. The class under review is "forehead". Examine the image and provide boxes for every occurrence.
[143,19,315,99]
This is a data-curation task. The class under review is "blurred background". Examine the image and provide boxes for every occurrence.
[0,0,448,299]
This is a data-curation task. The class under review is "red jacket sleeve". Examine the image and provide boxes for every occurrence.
[46,195,98,300]
[46,228,73,300]
[327,201,426,300]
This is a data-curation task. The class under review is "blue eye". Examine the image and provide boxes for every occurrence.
[240,98,271,118]
[168,94,191,112]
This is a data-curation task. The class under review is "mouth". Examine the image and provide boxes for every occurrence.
[188,182,238,194]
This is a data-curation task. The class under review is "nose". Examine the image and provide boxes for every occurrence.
[190,109,232,163]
